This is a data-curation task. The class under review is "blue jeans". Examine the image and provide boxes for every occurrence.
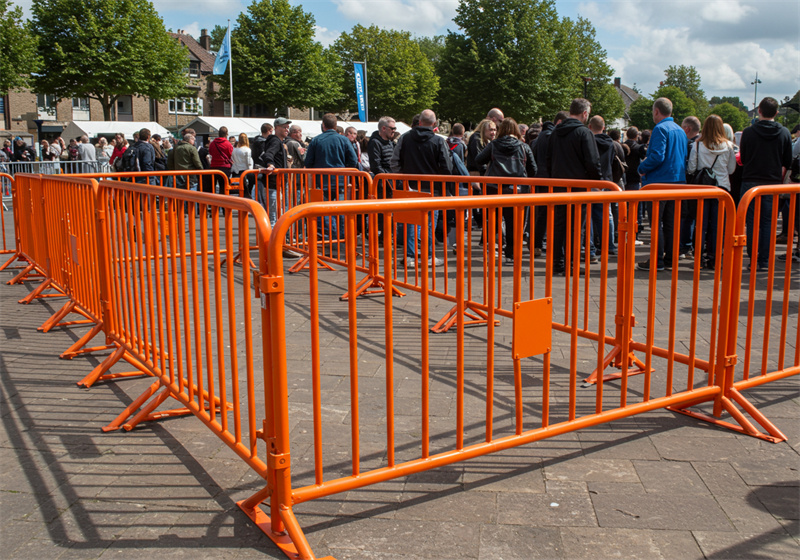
[743,181,773,268]
[400,211,439,258]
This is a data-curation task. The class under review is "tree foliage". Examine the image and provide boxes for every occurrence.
[628,85,697,131]
[436,1,621,125]
[222,0,342,115]
[0,0,39,94]
[710,102,749,132]
[30,0,189,120]
[332,25,438,123]
[663,65,707,114]
[209,24,227,52]
[710,95,746,111]
[415,35,445,67]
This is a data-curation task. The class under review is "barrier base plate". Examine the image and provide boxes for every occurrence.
[237,500,335,560]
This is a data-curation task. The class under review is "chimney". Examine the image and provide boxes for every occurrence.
[614,77,621,89]
[199,29,211,50]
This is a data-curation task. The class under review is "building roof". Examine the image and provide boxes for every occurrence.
[615,83,641,110]
[170,32,216,74]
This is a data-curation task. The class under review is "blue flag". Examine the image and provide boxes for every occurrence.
[213,27,231,75]
[353,62,366,122]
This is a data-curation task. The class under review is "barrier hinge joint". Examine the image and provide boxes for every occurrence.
[733,234,747,247]
[268,451,290,470]
[724,354,738,367]
[260,275,283,294]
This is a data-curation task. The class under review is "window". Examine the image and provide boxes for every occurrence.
[37,94,58,120]
[169,97,203,115]
[189,61,201,77]
[72,97,90,120]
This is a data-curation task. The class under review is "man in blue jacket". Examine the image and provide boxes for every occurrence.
[637,97,687,271]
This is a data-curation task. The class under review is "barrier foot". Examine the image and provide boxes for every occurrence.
[221,251,256,269]
[667,388,786,443]
[7,262,37,285]
[60,322,111,359]
[102,380,162,432]
[289,255,334,275]
[238,491,334,560]
[430,302,501,334]
[339,274,405,301]
[38,300,75,331]
[122,387,171,431]
[0,252,26,273]
[583,345,651,385]
[77,345,148,388]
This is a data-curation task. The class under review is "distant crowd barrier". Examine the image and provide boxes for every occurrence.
[1,169,796,560]
[0,160,113,176]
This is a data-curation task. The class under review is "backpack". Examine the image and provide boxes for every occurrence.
[120,144,140,172]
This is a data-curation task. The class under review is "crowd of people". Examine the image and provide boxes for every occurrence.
[2,96,797,270]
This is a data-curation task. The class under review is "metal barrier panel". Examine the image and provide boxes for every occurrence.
[70,169,231,193]
[1,173,15,254]
[250,186,738,559]
[725,184,799,410]
[94,179,272,471]
[1,160,113,175]
[5,174,50,285]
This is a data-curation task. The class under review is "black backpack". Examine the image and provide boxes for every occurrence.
[121,144,139,172]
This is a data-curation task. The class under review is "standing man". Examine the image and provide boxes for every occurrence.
[167,133,203,189]
[487,108,505,126]
[285,124,306,168]
[637,97,687,271]
[546,98,601,274]
[305,113,359,243]
[530,111,568,257]
[739,97,793,271]
[251,123,274,205]
[208,126,233,195]
[77,135,97,173]
[679,116,701,258]
[261,117,293,226]
[368,116,397,239]
[344,126,364,171]
[395,109,452,268]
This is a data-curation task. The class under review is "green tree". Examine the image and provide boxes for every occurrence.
[222,0,342,115]
[709,95,747,111]
[710,102,749,132]
[332,25,438,123]
[415,35,445,67]
[436,1,618,125]
[30,0,189,120]
[209,24,227,51]
[663,65,706,113]
[628,96,654,131]
[628,86,697,131]
[0,0,40,94]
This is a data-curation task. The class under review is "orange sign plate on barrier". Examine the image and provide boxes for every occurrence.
[513,297,552,360]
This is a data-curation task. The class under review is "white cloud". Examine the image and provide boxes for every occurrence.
[699,0,754,24]
[579,0,798,103]
[314,25,342,48]
[333,0,459,36]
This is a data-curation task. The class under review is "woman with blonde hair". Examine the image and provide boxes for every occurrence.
[466,119,497,177]
[687,114,736,269]
[231,132,254,198]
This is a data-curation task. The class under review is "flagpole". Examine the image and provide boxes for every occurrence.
[364,59,369,122]
[227,20,234,118]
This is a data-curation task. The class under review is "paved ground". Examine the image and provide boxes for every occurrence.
[1,202,799,559]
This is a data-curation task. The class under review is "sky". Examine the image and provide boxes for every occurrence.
[15,0,800,110]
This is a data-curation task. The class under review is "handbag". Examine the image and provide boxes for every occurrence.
[690,141,720,186]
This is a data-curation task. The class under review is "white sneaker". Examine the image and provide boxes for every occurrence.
[431,256,444,266]
[404,256,416,269]
[634,239,644,246]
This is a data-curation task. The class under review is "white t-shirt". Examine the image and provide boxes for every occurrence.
[231,146,253,174]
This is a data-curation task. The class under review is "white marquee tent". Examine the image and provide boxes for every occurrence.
[62,121,172,141]
[181,117,411,141]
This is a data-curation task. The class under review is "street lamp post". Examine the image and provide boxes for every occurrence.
[751,72,762,110]
[582,76,592,99]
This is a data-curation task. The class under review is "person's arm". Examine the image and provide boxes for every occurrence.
[726,144,737,175]
[437,138,453,175]
[390,134,404,173]
[262,137,281,169]
[167,147,176,170]
[687,141,698,175]
[582,130,601,180]
[638,126,666,175]
[304,140,316,168]
[524,143,537,177]
[344,139,358,169]
[368,139,385,175]
[474,143,492,167]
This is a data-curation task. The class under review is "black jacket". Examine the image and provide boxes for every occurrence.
[397,126,452,194]
[624,139,644,184]
[367,131,394,176]
[475,135,537,186]
[251,135,269,168]
[262,135,287,188]
[739,120,793,183]
[594,132,615,182]
[533,122,555,178]
[546,118,601,181]
[466,132,488,175]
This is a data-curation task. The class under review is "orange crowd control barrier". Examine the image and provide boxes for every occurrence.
[1,171,797,560]
[1,173,16,256]
[247,185,786,559]
[70,169,233,194]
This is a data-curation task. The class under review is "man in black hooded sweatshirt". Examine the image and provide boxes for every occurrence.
[530,111,569,256]
[546,98,601,273]
[588,115,620,256]
[740,97,793,270]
